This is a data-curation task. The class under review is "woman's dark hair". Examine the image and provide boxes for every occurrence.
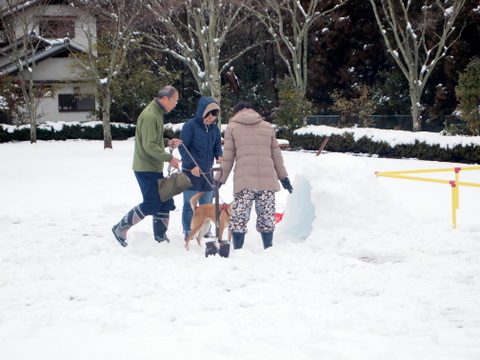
[232,101,253,115]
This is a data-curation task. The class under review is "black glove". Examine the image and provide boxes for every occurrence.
[280,177,293,193]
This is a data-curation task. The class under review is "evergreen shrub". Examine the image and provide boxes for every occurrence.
[1,123,478,164]
[0,123,135,142]
[277,130,479,164]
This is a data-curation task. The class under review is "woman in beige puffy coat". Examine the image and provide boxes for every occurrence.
[217,102,293,250]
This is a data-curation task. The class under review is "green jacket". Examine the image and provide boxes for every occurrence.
[132,99,173,172]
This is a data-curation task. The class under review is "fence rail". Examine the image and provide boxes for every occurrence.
[375,166,480,228]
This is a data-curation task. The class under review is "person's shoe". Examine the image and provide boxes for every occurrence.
[155,234,170,243]
[261,232,273,249]
[112,205,146,247]
[153,212,170,243]
[112,223,128,247]
[205,240,218,257]
[232,232,245,249]
[218,240,230,258]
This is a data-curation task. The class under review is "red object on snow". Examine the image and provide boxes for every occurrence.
[275,212,283,223]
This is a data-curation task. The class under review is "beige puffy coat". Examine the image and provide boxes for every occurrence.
[218,108,288,195]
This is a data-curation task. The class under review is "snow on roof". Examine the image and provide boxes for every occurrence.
[0,38,85,75]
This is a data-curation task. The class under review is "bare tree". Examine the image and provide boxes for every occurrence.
[246,0,346,99]
[146,0,255,106]
[0,0,54,143]
[69,0,150,149]
[369,0,466,131]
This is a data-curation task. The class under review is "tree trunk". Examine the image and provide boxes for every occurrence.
[411,101,421,132]
[29,120,37,143]
[28,97,37,143]
[102,85,113,149]
[210,64,222,130]
[410,83,422,132]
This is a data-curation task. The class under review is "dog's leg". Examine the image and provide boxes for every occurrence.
[185,216,204,250]
[218,207,232,241]
[219,213,226,241]
[184,232,195,250]
[196,220,211,246]
[185,192,205,250]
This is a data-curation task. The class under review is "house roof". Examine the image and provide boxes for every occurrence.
[1,0,88,18]
[0,32,51,56]
[0,37,85,76]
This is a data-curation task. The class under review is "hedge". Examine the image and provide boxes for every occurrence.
[0,123,181,143]
[1,123,478,164]
[277,129,480,165]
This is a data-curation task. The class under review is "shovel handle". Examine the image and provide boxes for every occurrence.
[210,167,222,239]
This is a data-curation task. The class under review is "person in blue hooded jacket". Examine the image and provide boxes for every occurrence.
[179,97,223,239]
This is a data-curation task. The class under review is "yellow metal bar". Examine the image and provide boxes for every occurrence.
[375,166,480,229]
[376,173,452,185]
[377,168,457,175]
[455,181,480,188]
[376,174,480,188]
[376,166,480,176]
[452,186,457,229]
[455,171,460,210]
[454,185,459,210]
[457,166,480,171]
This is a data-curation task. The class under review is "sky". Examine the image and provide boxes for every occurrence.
[1,124,480,360]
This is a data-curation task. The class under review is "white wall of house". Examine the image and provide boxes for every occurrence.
[13,82,95,124]
[16,58,95,123]
[42,83,95,123]
[3,1,99,124]
[19,4,96,51]
[31,57,78,81]
[42,5,96,52]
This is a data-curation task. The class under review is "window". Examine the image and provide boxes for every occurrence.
[39,19,75,38]
[58,94,95,112]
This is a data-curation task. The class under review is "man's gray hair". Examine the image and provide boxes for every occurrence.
[158,86,178,99]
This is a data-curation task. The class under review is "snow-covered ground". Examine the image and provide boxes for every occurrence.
[1,127,480,360]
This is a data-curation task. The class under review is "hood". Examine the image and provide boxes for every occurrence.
[194,97,220,125]
[229,108,263,125]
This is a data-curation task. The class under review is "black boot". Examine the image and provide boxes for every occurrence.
[112,205,145,247]
[232,232,245,250]
[205,240,218,257]
[261,232,273,249]
[153,212,170,243]
[218,240,230,258]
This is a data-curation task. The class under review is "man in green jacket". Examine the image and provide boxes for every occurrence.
[112,85,182,247]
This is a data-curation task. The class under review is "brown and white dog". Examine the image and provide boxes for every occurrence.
[184,191,233,250]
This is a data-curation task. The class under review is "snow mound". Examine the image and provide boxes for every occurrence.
[277,153,409,257]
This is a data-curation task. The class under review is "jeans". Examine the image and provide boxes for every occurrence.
[182,189,213,235]
[134,171,175,215]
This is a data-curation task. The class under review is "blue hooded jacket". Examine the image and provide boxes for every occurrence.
[179,97,223,191]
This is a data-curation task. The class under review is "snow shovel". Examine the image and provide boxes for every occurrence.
[205,167,230,258]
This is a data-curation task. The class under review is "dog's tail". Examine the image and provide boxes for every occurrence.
[189,191,205,211]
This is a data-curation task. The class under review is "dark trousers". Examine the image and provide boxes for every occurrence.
[134,171,175,215]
